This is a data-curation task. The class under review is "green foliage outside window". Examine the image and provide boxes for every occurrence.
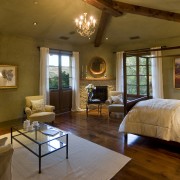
[62,71,70,88]
[126,56,152,96]
[127,85,137,95]
[49,76,58,89]
[127,76,137,85]
[127,66,136,75]
[49,71,70,89]
[49,71,58,89]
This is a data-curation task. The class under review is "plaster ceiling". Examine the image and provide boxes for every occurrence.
[0,0,180,47]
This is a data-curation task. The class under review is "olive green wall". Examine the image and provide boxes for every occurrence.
[0,35,39,122]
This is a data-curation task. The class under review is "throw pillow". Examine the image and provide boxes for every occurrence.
[111,95,123,104]
[0,137,8,146]
[31,99,45,113]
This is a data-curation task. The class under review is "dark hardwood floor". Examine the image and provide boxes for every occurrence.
[0,108,180,180]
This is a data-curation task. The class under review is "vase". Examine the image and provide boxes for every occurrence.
[88,91,94,101]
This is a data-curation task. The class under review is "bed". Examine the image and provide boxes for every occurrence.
[119,99,180,143]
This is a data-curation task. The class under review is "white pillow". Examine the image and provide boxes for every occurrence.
[111,95,123,104]
[31,99,45,113]
[0,137,8,146]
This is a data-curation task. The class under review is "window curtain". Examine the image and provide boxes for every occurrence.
[39,47,50,104]
[71,51,81,111]
[116,52,124,92]
[151,47,164,98]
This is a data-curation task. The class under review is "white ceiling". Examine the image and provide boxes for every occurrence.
[0,0,180,47]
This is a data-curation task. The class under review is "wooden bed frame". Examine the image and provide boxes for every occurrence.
[122,45,180,116]
[121,45,180,141]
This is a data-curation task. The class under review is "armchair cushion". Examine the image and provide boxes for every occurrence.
[106,91,123,105]
[111,95,123,104]
[29,112,55,122]
[45,105,55,112]
[25,95,55,123]
[31,99,45,113]
[25,107,32,117]
[106,91,124,118]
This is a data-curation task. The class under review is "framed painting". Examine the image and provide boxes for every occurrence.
[174,58,180,89]
[0,65,17,89]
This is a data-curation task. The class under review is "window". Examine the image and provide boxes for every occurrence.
[49,54,59,89]
[61,55,72,88]
[126,56,152,96]
[49,52,72,89]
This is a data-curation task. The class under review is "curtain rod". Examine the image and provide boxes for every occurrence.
[113,45,180,54]
[37,46,72,53]
[124,45,180,54]
[141,54,180,59]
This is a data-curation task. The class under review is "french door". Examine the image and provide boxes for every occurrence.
[49,51,72,114]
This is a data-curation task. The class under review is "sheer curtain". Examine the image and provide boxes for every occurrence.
[39,47,50,104]
[151,47,164,98]
[71,51,81,111]
[116,52,124,92]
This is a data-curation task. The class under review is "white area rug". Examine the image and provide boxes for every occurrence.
[1,133,131,180]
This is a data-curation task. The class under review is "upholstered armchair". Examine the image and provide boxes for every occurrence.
[105,91,124,118]
[25,96,55,123]
[0,137,14,180]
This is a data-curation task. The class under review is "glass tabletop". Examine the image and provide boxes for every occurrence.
[12,122,67,145]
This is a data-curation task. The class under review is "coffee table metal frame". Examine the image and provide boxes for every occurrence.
[11,123,68,173]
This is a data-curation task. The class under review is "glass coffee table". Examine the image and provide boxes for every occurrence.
[11,122,68,173]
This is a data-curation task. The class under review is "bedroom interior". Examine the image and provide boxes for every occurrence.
[0,0,180,179]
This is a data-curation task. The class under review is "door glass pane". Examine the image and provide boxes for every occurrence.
[140,86,147,95]
[139,66,147,75]
[149,86,152,96]
[61,56,70,66]
[127,76,137,85]
[49,54,59,89]
[139,58,146,65]
[61,55,72,88]
[127,66,136,75]
[149,59,152,66]
[126,56,136,66]
[139,76,147,85]
[149,76,152,96]
[127,85,137,95]
[149,66,152,75]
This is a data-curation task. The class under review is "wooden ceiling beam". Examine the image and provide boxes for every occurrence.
[85,0,123,17]
[113,1,180,22]
[94,11,111,47]
[86,0,180,22]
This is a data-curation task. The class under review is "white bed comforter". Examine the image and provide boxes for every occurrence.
[119,99,180,142]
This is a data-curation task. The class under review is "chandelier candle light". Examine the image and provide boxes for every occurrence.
[75,13,96,37]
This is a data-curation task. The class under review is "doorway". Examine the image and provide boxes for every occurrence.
[49,51,72,114]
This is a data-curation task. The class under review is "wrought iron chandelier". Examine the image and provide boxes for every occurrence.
[75,13,96,37]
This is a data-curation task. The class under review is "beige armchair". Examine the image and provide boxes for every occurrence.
[25,95,55,123]
[105,91,124,118]
[0,138,14,180]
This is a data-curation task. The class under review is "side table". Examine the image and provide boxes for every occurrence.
[86,99,102,117]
